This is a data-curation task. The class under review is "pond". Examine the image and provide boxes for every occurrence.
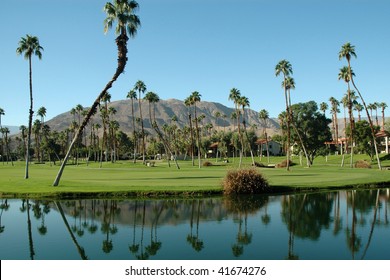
[1,188,389,260]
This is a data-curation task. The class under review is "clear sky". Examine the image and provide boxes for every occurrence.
[1,0,389,127]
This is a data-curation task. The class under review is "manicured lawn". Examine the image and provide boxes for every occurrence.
[1,154,390,198]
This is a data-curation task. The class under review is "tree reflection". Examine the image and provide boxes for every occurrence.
[187,200,204,252]
[224,195,266,258]
[0,199,9,234]
[25,199,35,260]
[55,201,88,260]
[281,193,333,259]
[101,200,119,254]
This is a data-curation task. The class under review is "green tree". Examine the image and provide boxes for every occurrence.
[289,101,332,165]
[339,42,381,169]
[53,0,140,186]
[16,35,44,179]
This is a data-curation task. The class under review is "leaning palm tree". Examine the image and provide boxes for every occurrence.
[53,0,140,186]
[16,35,44,179]
[275,60,293,170]
[339,42,381,169]
[283,76,310,167]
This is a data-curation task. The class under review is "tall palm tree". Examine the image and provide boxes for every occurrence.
[134,80,146,164]
[275,60,293,170]
[329,97,340,149]
[0,108,4,129]
[53,0,140,186]
[258,109,270,162]
[190,91,202,168]
[228,88,244,167]
[16,35,43,179]
[319,102,328,116]
[354,103,364,122]
[237,95,255,165]
[184,96,195,166]
[36,106,47,161]
[379,102,387,130]
[126,89,138,163]
[339,42,381,169]
[283,76,310,167]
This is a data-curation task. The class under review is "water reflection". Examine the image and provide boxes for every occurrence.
[0,189,389,260]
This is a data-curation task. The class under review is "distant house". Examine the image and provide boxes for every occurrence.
[255,139,283,156]
[376,130,390,154]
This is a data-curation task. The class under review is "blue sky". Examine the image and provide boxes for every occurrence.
[1,0,389,126]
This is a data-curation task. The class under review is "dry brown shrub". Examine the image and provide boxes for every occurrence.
[276,159,294,168]
[222,168,269,195]
[203,161,213,167]
[355,160,371,169]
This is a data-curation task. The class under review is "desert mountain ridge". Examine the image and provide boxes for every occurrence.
[45,98,281,136]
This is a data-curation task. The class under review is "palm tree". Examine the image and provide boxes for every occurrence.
[354,103,364,122]
[319,102,328,116]
[339,42,381,169]
[0,108,4,129]
[53,0,140,186]
[228,88,244,167]
[275,60,293,170]
[283,76,310,167]
[184,97,195,166]
[190,91,202,168]
[259,109,270,163]
[126,89,138,163]
[379,102,387,130]
[16,35,44,179]
[237,95,255,165]
[329,97,340,150]
[134,80,147,164]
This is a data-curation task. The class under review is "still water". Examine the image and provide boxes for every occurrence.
[1,189,389,260]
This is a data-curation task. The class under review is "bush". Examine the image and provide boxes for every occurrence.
[276,159,295,168]
[355,160,371,169]
[252,162,265,167]
[202,161,213,167]
[222,168,269,195]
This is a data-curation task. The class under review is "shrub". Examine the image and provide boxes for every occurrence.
[203,161,213,167]
[222,168,269,195]
[252,162,265,167]
[276,159,294,168]
[355,160,371,169]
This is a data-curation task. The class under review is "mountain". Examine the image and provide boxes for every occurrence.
[46,98,281,136]
[1,125,20,135]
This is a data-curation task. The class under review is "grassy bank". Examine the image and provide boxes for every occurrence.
[1,154,390,198]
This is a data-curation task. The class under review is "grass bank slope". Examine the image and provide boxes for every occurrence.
[0,155,389,198]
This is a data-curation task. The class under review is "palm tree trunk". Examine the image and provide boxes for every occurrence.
[350,78,382,170]
[53,34,128,186]
[25,56,33,179]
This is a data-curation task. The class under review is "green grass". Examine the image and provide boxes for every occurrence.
[1,154,390,198]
